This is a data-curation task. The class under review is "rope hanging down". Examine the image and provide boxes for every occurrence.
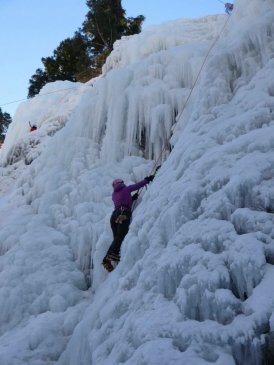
[132,15,231,210]
[152,14,231,174]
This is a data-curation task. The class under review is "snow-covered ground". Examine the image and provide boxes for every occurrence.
[0,0,274,364]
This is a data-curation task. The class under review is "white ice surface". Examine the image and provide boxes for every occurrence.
[0,0,274,364]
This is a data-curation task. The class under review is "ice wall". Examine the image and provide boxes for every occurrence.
[1,15,225,167]
[0,81,87,165]
[0,0,274,364]
[57,0,274,364]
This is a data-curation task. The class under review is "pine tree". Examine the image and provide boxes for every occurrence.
[28,2,145,97]
[28,32,92,97]
[42,31,92,81]
[83,0,126,55]
[28,68,49,98]
[83,0,144,62]
[0,108,12,142]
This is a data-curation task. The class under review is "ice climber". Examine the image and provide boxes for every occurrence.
[102,175,155,272]
[225,3,234,14]
[29,122,37,132]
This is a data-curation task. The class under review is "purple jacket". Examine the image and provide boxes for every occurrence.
[112,180,148,210]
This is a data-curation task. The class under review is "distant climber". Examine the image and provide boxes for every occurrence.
[102,175,155,272]
[29,122,37,132]
[225,3,234,15]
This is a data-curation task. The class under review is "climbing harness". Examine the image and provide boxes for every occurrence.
[115,214,128,224]
[115,206,130,224]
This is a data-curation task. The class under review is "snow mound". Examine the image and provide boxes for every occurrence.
[0,81,89,165]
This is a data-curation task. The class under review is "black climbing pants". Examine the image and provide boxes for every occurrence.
[107,209,132,256]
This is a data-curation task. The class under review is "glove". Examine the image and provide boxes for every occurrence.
[132,192,139,201]
[144,175,154,183]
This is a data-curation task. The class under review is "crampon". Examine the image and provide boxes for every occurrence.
[102,256,114,272]
[107,253,120,262]
[102,253,120,272]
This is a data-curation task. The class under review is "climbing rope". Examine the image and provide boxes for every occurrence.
[0,86,78,109]
[132,14,231,210]
[216,0,226,5]
[153,14,231,174]
[3,9,231,213]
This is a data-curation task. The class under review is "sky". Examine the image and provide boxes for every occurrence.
[0,0,225,118]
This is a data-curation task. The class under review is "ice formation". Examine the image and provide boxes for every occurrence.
[0,0,274,364]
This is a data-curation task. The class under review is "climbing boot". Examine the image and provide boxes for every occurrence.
[107,253,120,262]
[102,256,114,272]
